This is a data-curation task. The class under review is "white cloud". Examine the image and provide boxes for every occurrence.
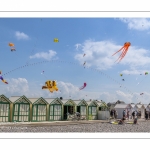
[75,43,82,50]
[4,78,29,95]
[74,40,150,74]
[29,50,58,60]
[119,18,150,30]
[15,31,29,40]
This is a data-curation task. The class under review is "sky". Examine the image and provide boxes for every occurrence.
[1,18,150,104]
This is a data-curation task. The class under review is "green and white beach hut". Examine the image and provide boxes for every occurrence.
[45,97,63,121]
[73,99,88,118]
[86,100,98,120]
[61,98,76,120]
[29,97,49,122]
[9,95,32,122]
[0,94,12,122]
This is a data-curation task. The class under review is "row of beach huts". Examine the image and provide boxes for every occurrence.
[0,94,109,122]
[0,94,149,122]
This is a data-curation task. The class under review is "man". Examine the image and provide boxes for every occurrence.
[132,111,135,120]
[123,109,126,118]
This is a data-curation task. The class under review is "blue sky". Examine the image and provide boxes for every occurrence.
[1,18,150,104]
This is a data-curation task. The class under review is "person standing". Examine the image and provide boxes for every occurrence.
[123,109,126,118]
[132,111,135,120]
[114,109,118,119]
[145,111,149,121]
[127,111,130,120]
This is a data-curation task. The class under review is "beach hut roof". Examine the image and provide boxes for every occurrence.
[9,95,32,104]
[114,104,128,109]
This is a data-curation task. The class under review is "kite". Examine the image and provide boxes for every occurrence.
[83,61,86,66]
[145,72,148,75]
[8,42,16,51]
[122,79,125,81]
[140,93,144,95]
[120,74,123,76]
[79,82,87,90]
[54,38,59,42]
[112,42,131,63]
[42,80,58,93]
[0,75,8,84]
[83,53,86,57]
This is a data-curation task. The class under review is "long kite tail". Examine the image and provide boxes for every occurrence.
[112,46,125,56]
[114,48,126,63]
[117,48,129,63]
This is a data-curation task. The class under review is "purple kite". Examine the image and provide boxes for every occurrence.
[0,75,8,84]
[79,82,87,90]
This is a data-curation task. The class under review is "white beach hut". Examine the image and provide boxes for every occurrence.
[114,104,132,119]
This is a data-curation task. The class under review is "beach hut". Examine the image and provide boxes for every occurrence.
[0,94,12,122]
[114,104,132,119]
[73,99,88,118]
[9,95,32,122]
[86,100,98,120]
[61,98,76,120]
[45,97,63,121]
[144,104,149,111]
[29,97,49,122]
[95,100,110,120]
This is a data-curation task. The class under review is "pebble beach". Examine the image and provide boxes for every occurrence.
[0,120,150,132]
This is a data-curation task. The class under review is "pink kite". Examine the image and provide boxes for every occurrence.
[79,82,87,90]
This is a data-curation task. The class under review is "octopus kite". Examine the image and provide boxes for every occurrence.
[0,75,8,84]
[79,82,87,90]
[112,42,131,63]
[42,80,58,93]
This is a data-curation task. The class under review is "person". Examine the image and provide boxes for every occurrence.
[123,110,126,118]
[132,111,135,120]
[114,109,118,119]
[118,117,125,125]
[127,111,130,120]
[110,109,114,118]
[145,111,148,121]
[133,116,138,125]
[134,111,137,119]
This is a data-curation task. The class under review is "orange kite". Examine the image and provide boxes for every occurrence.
[112,42,131,63]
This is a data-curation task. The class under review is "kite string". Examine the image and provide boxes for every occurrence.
[2,59,140,101]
